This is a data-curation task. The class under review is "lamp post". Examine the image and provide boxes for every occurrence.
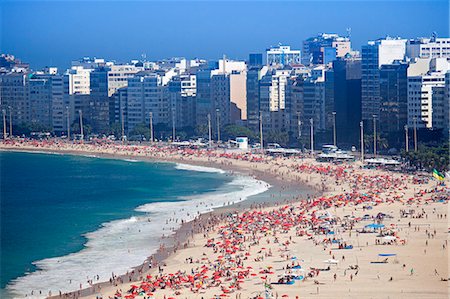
[216,108,220,143]
[372,114,377,157]
[149,112,154,143]
[79,110,84,142]
[2,109,6,140]
[404,125,409,152]
[413,117,418,151]
[121,105,125,145]
[296,111,302,145]
[172,107,176,142]
[332,111,337,147]
[360,121,364,162]
[259,111,264,154]
[207,113,212,148]
[66,106,70,140]
[8,106,12,138]
[310,118,314,156]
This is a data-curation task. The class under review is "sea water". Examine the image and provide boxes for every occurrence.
[0,151,269,298]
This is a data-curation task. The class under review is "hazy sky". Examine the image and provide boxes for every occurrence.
[1,0,449,69]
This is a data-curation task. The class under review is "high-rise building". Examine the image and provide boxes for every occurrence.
[67,66,92,95]
[28,75,52,128]
[211,74,231,126]
[126,73,168,133]
[286,75,304,141]
[259,69,292,132]
[332,56,362,145]
[195,59,246,128]
[407,58,449,129]
[229,70,247,123]
[195,69,212,128]
[0,73,29,127]
[431,86,446,130]
[249,54,263,67]
[168,75,196,129]
[246,66,268,131]
[302,33,351,66]
[361,37,406,124]
[112,87,128,132]
[302,76,326,134]
[406,36,450,59]
[379,62,408,144]
[89,67,110,133]
[266,45,301,67]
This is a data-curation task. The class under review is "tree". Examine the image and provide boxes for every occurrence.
[221,124,256,141]
[266,130,289,147]
[363,134,389,153]
[401,143,449,172]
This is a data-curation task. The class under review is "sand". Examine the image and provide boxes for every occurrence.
[0,140,448,299]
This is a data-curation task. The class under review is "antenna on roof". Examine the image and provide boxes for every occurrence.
[346,28,352,39]
[431,32,437,42]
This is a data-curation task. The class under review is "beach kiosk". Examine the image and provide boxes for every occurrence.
[236,137,248,150]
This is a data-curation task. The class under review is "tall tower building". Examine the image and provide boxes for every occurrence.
[361,37,406,124]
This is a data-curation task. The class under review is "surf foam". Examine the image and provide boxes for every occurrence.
[6,167,269,299]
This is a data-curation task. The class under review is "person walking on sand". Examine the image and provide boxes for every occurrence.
[410,268,414,276]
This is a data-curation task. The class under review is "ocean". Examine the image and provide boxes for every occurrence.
[0,151,269,298]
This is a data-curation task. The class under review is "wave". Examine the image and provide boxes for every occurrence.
[175,163,226,174]
[6,171,269,299]
[124,159,139,163]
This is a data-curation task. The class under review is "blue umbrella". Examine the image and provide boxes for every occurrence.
[365,223,385,229]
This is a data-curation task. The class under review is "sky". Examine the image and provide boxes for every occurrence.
[1,0,449,70]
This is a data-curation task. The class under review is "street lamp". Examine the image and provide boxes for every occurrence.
[207,113,212,147]
[404,125,409,152]
[372,114,377,157]
[216,108,220,143]
[79,110,84,142]
[360,121,364,162]
[259,111,264,154]
[8,106,12,138]
[121,105,125,144]
[296,111,302,145]
[413,117,418,151]
[66,106,70,140]
[172,107,176,142]
[2,109,6,140]
[332,111,337,147]
[310,118,314,156]
[149,112,154,143]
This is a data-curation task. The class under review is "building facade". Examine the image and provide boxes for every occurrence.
[361,38,406,123]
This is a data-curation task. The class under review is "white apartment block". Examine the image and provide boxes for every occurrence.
[266,45,301,66]
[332,39,352,58]
[67,66,92,95]
[268,70,291,112]
[375,38,407,67]
[407,58,449,129]
[180,74,196,97]
[407,37,450,59]
[407,74,440,128]
[107,64,143,97]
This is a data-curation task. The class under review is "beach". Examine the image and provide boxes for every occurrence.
[0,140,448,299]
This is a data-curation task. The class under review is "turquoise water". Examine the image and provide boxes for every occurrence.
[0,151,238,296]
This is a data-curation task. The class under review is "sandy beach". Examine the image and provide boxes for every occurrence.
[0,139,448,299]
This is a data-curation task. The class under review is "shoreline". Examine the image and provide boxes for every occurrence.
[0,146,317,298]
[1,141,447,299]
